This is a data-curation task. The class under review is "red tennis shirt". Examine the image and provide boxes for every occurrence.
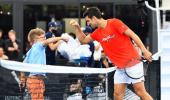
[90,18,140,68]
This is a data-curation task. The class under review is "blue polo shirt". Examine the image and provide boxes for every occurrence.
[23,42,46,76]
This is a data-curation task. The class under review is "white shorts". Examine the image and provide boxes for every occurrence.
[114,62,145,84]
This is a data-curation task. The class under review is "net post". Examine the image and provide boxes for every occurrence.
[105,73,109,100]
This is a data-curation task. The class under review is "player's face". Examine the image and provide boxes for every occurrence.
[37,34,45,41]
[85,16,97,28]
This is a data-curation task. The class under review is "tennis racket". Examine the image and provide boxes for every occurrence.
[125,51,161,79]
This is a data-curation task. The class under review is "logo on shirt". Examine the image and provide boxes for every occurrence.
[101,34,115,42]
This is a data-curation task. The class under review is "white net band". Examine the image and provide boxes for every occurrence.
[0,60,115,74]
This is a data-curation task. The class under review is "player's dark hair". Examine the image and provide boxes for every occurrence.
[83,7,102,19]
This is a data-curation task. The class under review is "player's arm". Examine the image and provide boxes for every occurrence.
[42,37,67,46]
[70,19,93,44]
[124,29,152,62]
[48,40,63,50]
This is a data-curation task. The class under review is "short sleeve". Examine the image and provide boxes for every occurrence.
[23,55,28,63]
[90,29,100,42]
[23,42,45,64]
[36,42,45,50]
[112,19,129,34]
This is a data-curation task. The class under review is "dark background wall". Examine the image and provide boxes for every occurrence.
[0,0,158,55]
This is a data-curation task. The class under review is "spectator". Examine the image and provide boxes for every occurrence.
[57,33,92,66]
[100,50,112,68]
[83,26,95,67]
[4,30,21,61]
[0,47,8,60]
[93,41,103,68]
[45,21,62,65]
[0,29,5,48]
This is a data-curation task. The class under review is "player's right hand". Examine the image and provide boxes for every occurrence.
[69,19,79,27]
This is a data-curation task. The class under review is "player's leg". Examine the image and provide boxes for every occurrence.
[133,82,153,100]
[114,69,127,100]
[114,83,126,100]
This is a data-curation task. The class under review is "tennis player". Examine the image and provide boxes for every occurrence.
[70,7,153,100]
[20,28,68,100]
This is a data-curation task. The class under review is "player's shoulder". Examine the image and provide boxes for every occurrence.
[32,42,44,48]
[109,18,122,24]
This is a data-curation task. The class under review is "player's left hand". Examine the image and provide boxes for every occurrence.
[142,50,152,62]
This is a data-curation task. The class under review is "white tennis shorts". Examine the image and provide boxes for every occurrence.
[114,62,145,84]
